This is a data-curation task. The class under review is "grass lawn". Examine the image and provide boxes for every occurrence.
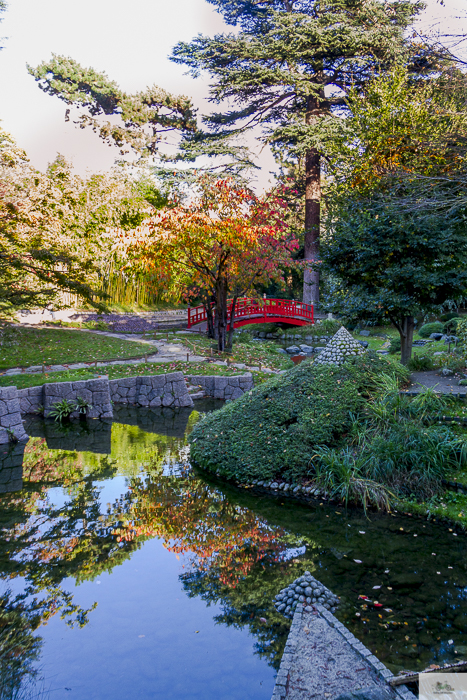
[157,331,294,371]
[0,361,271,390]
[0,326,150,370]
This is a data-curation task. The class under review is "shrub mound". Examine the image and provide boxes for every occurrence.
[190,353,467,511]
[418,321,444,338]
[189,353,405,483]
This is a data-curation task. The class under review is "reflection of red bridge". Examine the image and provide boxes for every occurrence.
[187,298,314,329]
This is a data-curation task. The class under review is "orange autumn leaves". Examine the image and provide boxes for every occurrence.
[120,178,299,304]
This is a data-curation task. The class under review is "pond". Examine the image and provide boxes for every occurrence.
[1,402,467,700]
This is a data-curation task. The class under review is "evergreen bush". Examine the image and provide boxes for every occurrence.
[388,337,401,354]
[443,317,461,334]
[407,355,434,371]
[418,322,444,338]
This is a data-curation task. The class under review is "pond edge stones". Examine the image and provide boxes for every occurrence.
[314,326,366,366]
[274,571,339,618]
[0,387,29,444]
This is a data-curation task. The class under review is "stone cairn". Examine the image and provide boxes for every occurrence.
[274,571,340,619]
[314,326,366,366]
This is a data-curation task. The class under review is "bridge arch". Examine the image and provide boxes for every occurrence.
[187,298,314,330]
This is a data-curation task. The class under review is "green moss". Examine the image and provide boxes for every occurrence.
[189,352,403,482]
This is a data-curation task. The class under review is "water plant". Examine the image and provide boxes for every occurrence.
[74,397,92,417]
[48,399,74,423]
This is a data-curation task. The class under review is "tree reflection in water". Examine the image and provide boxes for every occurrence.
[0,422,296,697]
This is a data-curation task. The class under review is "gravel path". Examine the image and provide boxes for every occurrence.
[404,370,467,396]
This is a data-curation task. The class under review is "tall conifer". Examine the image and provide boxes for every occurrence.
[171,0,435,303]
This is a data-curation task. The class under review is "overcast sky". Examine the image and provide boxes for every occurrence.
[0,0,466,189]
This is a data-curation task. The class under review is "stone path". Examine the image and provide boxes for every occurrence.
[272,604,415,700]
[404,370,467,396]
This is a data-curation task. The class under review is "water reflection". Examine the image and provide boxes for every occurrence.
[1,405,467,699]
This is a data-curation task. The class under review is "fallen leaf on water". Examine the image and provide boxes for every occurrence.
[195,631,199,634]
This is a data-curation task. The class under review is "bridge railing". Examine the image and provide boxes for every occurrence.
[187,298,314,329]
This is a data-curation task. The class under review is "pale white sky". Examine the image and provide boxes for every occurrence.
[0,0,466,188]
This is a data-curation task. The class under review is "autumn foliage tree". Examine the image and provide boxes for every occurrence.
[124,178,299,351]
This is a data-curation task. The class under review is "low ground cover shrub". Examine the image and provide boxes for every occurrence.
[189,352,407,484]
[190,355,467,512]
[418,322,444,338]
[407,354,434,371]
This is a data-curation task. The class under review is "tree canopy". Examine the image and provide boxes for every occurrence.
[27,55,197,161]
[171,0,437,304]
[122,177,299,350]
[322,69,467,363]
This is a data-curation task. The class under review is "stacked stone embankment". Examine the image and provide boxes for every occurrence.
[109,373,194,408]
[43,379,113,419]
[185,373,254,400]
[0,387,29,444]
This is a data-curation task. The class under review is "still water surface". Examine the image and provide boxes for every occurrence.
[1,402,467,699]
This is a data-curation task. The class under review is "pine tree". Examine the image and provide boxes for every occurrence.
[171,0,437,304]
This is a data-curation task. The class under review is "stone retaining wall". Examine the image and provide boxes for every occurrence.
[185,373,253,400]
[109,373,194,408]
[0,443,26,492]
[43,379,113,419]
[0,387,29,444]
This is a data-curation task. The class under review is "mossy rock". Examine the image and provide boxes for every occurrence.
[189,352,404,483]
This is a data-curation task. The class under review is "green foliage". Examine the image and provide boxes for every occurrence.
[322,69,467,362]
[388,337,401,355]
[315,319,341,335]
[419,322,444,338]
[189,352,406,483]
[49,399,74,422]
[27,55,196,161]
[440,312,459,322]
[443,317,461,334]
[456,318,467,347]
[74,397,92,416]
[406,355,434,371]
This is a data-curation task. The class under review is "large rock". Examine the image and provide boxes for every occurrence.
[286,345,301,354]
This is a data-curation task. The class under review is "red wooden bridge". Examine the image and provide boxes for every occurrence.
[187,298,314,329]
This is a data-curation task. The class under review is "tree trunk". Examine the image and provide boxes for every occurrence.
[399,316,415,365]
[226,297,238,350]
[206,303,215,339]
[215,280,228,352]
[303,94,321,306]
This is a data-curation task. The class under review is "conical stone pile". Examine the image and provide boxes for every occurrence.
[274,571,340,619]
[314,326,366,366]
